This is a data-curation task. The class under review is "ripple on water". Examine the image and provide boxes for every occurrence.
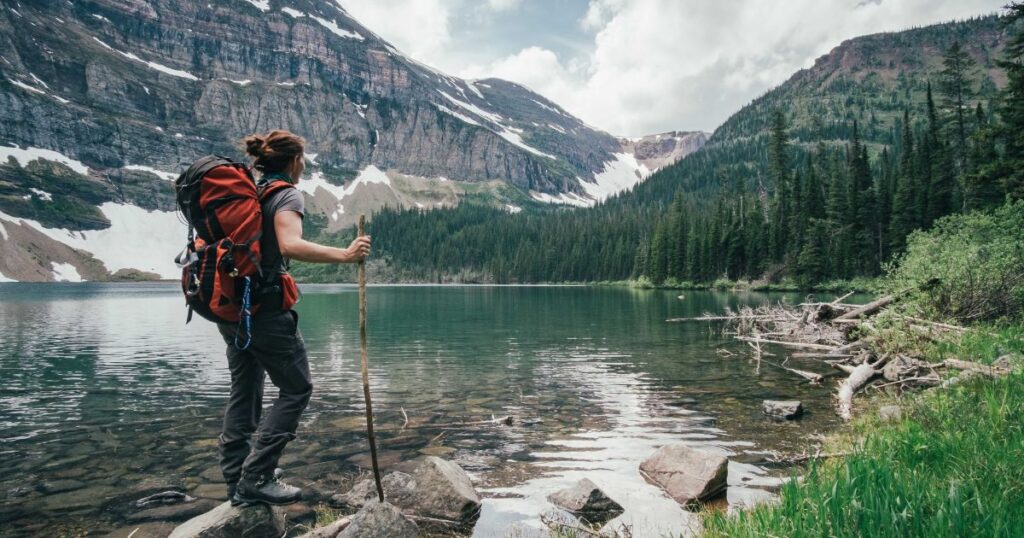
[0,283,850,536]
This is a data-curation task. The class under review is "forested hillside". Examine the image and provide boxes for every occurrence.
[301,12,1024,285]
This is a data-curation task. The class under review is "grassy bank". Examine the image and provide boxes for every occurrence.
[704,325,1024,537]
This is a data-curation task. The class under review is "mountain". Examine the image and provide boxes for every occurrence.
[348,14,1016,284]
[0,0,704,282]
[626,15,1008,207]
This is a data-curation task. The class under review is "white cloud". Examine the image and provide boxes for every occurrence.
[485,0,521,11]
[459,0,1006,136]
[340,0,454,69]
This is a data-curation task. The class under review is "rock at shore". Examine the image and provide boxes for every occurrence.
[337,501,418,538]
[547,478,623,524]
[335,457,481,529]
[639,444,728,506]
[167,501,285,538]
[762,400,804,420]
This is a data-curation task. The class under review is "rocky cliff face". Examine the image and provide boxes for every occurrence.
[0,0,702,282]
[620,131,709,172]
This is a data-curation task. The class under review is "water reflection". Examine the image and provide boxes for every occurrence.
[0,283,848,536]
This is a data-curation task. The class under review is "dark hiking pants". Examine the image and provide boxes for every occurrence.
[216,310,312,484]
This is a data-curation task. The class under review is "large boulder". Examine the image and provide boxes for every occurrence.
[334,457,481,529]
[639,444,728,506]
[547,478,623,524]
[338,501,418,538]
[761,400,803,420]
[167,501,285,538]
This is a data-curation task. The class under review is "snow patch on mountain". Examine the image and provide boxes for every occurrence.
[0,145,90,174]
[580,153,651,201]
[124,164,177,181]
[243,0,270,12]
[28,188,53,201]
[310,15,364,41]
[92,37,199,81]
[51,262,83,282]
[530,191,593,208]
[297,165,394,221]
[0,205,184,279]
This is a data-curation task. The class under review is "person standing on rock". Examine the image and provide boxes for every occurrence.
[219,130,371,505]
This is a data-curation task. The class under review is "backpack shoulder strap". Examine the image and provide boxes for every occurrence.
[258,180,296,203]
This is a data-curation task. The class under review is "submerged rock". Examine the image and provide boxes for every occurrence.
[334,457,481,530]
[762,400,803,420]
[337,501,418,538]
[167,501,285,538]
[640,444,728,506]
[547,478,623,524]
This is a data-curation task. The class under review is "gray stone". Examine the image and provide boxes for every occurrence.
[878,405,903,423]
[334,457,481,529]
[547,478,623,523]
[337,501,418,538]
[333,471,413,509]
[168,501,285,538]
[639,444,728,506]
[762,400,803,420]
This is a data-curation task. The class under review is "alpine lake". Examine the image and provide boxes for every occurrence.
[0,283,864,537]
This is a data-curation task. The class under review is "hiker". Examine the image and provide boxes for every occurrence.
[218,130,371,505]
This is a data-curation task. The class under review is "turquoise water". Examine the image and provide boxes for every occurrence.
[0,283,850,536]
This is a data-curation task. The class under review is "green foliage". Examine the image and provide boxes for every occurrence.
[704,368,1024,537]
[884,200,1024,323]
[0,159,113,230]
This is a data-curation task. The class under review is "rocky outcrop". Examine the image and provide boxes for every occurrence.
[762,400,804,420]
[167,501,285,538]
[337,501,418,538]
[620,131,708,172]
[547,478,623,524]
[334,457,481,530]
[0,0,623,198]
[639,444,728,506]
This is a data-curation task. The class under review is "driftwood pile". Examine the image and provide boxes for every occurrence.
[669,293,1011,421]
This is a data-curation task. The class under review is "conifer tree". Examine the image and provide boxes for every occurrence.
[939,41,976,171]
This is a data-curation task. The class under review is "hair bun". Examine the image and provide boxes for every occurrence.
[244,135,267,158]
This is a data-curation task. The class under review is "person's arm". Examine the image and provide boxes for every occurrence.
[275,210,371,264]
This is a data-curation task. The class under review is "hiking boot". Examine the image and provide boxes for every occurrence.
[231,471,302,506]
[229,468,286,505]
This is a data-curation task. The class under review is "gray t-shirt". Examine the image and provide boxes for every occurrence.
[260,185,304,277]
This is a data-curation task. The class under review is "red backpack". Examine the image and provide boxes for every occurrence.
[174,156,298,348]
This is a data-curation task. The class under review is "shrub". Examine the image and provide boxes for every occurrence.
[884,200,1024,323]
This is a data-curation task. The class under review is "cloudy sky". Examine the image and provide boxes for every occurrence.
[341,0,1007,137]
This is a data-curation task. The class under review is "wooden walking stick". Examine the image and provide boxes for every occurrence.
[357,214,384,502]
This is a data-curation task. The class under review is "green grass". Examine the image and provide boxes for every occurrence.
[703,335,1024,537]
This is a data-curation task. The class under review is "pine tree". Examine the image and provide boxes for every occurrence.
[891,110,919,252]
[925,83,955,223]
[996,2,1024,199]
[768,111,792,262]
[938,41,977,172]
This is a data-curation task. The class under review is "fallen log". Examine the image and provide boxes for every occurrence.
[833,294,895,321]
[834,355,890,421]
[942,359,1010,376]
[736,336,839,351]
